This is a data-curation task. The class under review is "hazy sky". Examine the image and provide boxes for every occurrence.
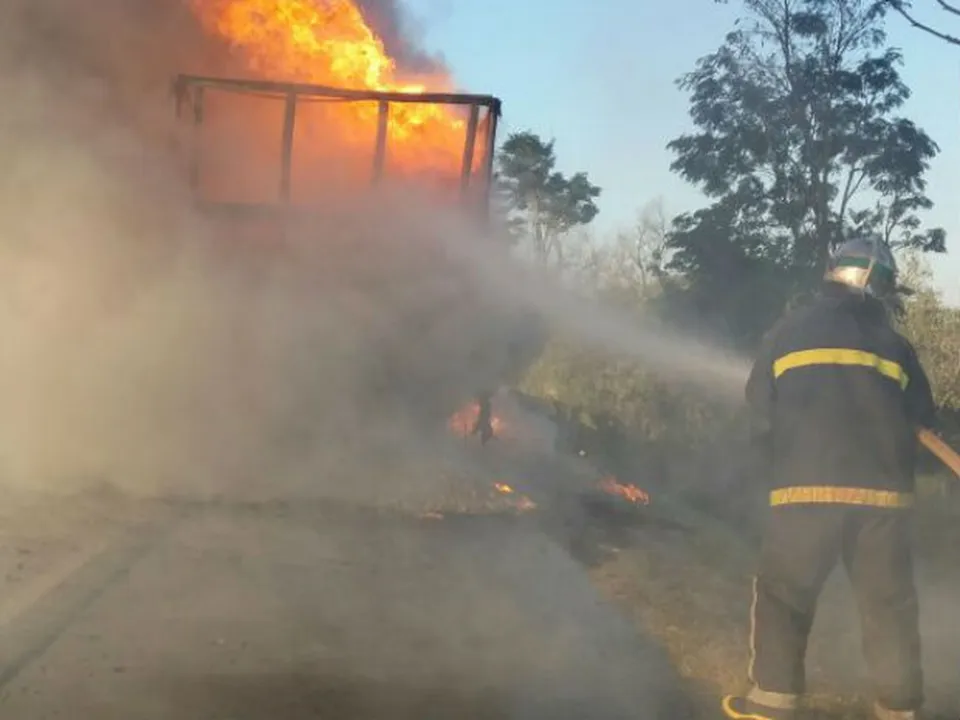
[403,0,959,303]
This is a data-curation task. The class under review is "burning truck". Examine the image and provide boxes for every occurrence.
[169,0,546,433]
[171,71,500,228]
[161,0,654,519]
[173,0,503,244]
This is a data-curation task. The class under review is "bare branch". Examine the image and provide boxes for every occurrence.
[887,0,960,45]
[936,0,960,18]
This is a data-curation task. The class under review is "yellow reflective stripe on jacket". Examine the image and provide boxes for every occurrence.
[770,486,914,508]
[772,348,909,390]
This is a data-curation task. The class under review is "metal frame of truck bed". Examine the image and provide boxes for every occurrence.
[172,74,502,224]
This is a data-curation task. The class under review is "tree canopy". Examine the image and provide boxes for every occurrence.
[495,131,602,267]
[668,0,945,344]
[715,1,960,47]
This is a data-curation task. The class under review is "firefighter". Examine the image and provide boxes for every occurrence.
[722,236,937,720]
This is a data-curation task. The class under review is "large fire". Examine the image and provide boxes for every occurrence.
[188,0,475,181]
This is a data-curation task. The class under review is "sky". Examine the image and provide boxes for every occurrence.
[402,0,960,303]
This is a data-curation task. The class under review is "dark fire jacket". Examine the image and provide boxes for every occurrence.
[745,283,937,508]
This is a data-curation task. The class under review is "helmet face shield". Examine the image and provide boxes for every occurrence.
[826,263,871,292]
[824,237,898,301]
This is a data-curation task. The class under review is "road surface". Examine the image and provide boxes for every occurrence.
[0,494,696,719]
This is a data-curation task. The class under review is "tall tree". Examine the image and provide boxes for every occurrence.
[669,0,945,343]
[495,131,601,267]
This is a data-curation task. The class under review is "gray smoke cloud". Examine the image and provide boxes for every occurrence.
[0,0,751,504]
[0,0,541,505]
[355,0,448,76]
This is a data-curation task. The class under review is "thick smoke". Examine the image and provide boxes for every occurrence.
[0,0,750,505]
[0,0,539,503]
[355,0,448,76]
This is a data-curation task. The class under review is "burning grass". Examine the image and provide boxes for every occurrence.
[412,479,538,520]
[598,476,650,506]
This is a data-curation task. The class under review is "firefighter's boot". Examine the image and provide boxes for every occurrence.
[721,693,798,720]
[873,703,919,720]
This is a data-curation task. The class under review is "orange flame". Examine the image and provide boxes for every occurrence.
[447,402,505,439]
[599,476,651,506]
[188,0,471,180]
[493,482,536,511]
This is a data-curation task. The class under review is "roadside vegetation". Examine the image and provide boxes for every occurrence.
[492,1,959,715]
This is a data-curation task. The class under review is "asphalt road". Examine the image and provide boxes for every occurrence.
[0,497,697,719]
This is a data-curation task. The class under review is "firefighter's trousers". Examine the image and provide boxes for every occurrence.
[749,503,922,712]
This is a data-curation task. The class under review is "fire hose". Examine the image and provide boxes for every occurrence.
[917,427,960,479]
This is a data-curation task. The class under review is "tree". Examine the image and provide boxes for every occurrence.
[715,1,960,48]
[634,199,671,293]
[670,0,945,344]
[495,131,602,267]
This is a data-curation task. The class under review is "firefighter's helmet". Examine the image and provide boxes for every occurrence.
[824,235,898,301]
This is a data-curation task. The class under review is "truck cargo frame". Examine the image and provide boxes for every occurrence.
[172,73,502,224]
